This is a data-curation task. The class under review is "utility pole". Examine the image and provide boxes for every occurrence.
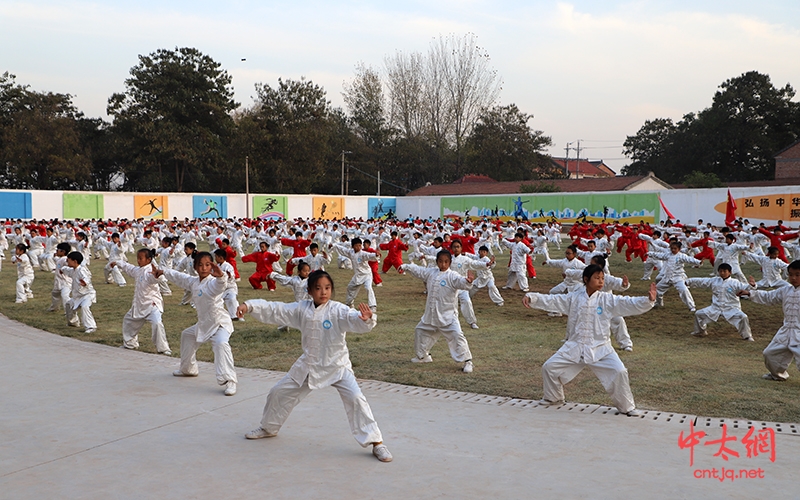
[564,142,573,178]
[245,155,250,219]
[575,140,582,178]
[377,171,381,196]
[340,151,351,196]
[346,165,350,195]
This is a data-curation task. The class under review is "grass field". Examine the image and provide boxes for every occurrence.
[1,246,798,423]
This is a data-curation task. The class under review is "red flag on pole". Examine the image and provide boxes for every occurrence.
[659,196,675,221]
[725,189,737,226]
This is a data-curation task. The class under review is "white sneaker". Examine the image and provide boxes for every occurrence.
[691,330,707,337]
[376,283,383,287]
[411,354,433,363]
[624,409,643,417]
[762,373,787,381]
[547,312,562,317]
[245,427,277,439]
[85,328,97,334]
[372,443,393,462]
[497,302,504,307]
[744,337,754,342]
[224,381,237,396]
[463,360,474,373]
[277,325,289,332]
[470,323,479,330]
[173,370,198,377]
[162,350,172,356]
[622,346,633,352]
[15,300,26,304]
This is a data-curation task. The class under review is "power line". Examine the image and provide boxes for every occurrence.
[347,165,411,192]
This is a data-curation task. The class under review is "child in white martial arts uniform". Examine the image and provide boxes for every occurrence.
[648,241,701,311]
[61,251,97,333]
[155,252,238,396]
[400,250,476,373]
[270,262,311,332]
[743,246,788,288]
[103,233,128,287]
[290,243,330,272]
[11,243,35,303]
[543,245,586,317]
[176,242,198,306]
[523,265,657,416]
[111,248,171,355]
[450,239,492,329]
[469,245,504,307]
[214,249,240,321]
[239,270,393,463]
[48,243,72,313]
[332,237,379,311]
[739,261,800,381]
[502,232,532,292]
[685,263,754,341]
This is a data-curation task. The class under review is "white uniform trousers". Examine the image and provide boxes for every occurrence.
[505,270,529,291]
[655,279,695,310]
[542,350,635,413]
[763,335,800,381]
[177,325,237,385]
[180,288,193,306]
[641,260,656,280]
[39,253,55,272]
[222,289,239,319]
[470,280,504,306]
[66,295,96,330]
[260,371,383,447]
[49,286,70,312]
[415,320,473,363]
[158,275,172,296]
[611,317,632,349]
[345,279,376,309]
[122,309,170,353]
[15,276,33,302]
[694,308,752,339]
[457,289,478,325]
[103,263,127,286]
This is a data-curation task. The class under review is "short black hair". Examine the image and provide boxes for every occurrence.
[717,263,732,272]
[67,251,83,264]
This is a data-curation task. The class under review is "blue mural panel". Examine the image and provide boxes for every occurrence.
[193,196,227,219]
[0,192,32,219]
[368,197,396,219]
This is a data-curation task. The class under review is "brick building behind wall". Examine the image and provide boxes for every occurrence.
[775,140,800,179]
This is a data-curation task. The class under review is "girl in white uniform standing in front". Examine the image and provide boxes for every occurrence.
[111,248,172,355]
[12,243,35,303]
[154,251,238,396]
[237,270,393,463]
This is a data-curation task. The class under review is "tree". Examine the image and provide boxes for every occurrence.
[682,170,722,188]
[107,47,237,192]
[0,73,93,190]
[342,62,390,149]
[465,104,554,181]
[622,71,800,182]
[238,78,338,194]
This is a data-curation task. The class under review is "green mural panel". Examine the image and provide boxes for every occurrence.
[63,193,104,219]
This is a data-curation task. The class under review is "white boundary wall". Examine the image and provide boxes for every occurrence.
[5,185,800,225]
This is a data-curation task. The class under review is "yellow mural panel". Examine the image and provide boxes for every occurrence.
[312,197,344,220]
[134,195,169,220]
[714,193,800,221]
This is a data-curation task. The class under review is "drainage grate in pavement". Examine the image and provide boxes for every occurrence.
[696,417,800,435]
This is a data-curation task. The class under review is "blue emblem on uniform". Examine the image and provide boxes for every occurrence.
[440,280,447,286]
[197,290,203,297]
[323,320,332,329]
[596,306,603,315]
[727,287,733,294]
[457,263,462,269]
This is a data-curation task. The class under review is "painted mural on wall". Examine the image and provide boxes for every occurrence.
[368,197,396,219]
[313,197,344,220]
[714,193,800,221]
[134,195,168,220]
[193,196,227,219]
[252,195,287,220]
[0,192,32,219]
[441,193,659,223]
[63,193,104,219]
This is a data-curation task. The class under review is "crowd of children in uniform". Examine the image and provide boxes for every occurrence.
[3,213,800,462]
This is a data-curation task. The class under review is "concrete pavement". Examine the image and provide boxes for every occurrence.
[1,314,797,499]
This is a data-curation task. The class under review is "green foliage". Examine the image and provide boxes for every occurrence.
[0,72,94,189]
[107,47,237,192]
[682,170,722,188]
[519,181,561,193]
[465,104,555,182]
[623,71,800,183]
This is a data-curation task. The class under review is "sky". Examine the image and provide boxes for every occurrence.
[2,0,799,174]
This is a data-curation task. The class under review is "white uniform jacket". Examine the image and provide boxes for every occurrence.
[685,277,753,322]
[400,264,473,327]
[749,285,800,347]
[648,250,700,283]
[164,269,232,342]
[525,289,654,363]
[245,299,377,389]
[116,262,164,319]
